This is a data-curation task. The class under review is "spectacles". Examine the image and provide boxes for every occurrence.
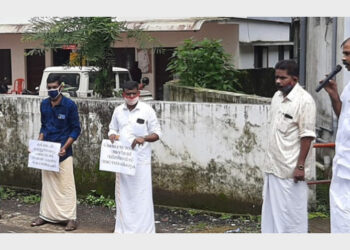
[124,92,138,97]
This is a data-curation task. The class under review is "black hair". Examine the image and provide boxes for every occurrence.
[275,59,299,77]
[341,37,350,47]
[47,74,63,85]
[122,80,139,91]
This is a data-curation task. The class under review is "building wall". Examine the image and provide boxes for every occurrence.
[238,21,290,43]
[239,44,255,69]
[268,46,279,68]
[304,17,349,147]
[0,34,52,90]
[0,95,315,213]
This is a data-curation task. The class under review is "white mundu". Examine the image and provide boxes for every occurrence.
[330,81,350,233]
[108,101,161,233]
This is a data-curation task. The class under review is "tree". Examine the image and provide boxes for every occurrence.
[22,17,158,97]
[166,38,244,92]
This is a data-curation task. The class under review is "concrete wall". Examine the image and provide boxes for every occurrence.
[0,94,314,214]
[163,81,271,104]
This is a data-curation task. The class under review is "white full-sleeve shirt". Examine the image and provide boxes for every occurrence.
[333,81,350,179]
[108,101,162,165]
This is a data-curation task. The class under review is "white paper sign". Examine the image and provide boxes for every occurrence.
[99,139,136,176]
[28,139,61,172]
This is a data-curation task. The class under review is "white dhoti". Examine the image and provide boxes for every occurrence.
[114,163,155,233]
[330,162,350,233]
[39,156,77,222]
[261,173,308,233]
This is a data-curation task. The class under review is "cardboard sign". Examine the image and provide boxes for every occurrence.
[99,139,136,176]
[28,139,61,172]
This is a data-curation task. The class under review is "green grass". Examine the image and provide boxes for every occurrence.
[0,187,17,200]
[78,190,115,209]
[21,194,41,204]
[308,212,329,220]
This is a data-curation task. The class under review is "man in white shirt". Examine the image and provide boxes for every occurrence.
[261,59,316,233]
[108,80,161,233]
[321,37,350,233]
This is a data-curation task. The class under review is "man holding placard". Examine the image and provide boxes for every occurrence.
[30,75,81,231]
[108,80,161,233]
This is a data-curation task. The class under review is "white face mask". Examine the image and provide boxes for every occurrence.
[124,96,139,106]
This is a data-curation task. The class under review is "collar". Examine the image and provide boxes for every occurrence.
[49,94,66,107]
[122,101,141,111]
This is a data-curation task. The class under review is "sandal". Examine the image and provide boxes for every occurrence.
[65,220,77,231]
[31,217,47,227]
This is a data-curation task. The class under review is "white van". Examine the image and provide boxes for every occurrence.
[38,66,152,99]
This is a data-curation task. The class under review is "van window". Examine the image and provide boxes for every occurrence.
[116,71,130,88]
[48,73,80,97]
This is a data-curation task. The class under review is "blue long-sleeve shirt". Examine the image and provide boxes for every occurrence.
[39,95,81,162]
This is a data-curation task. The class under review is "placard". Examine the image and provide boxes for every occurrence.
[28,139,61,172]
[99,139,136,176]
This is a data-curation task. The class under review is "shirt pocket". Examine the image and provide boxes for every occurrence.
[276,117,293,134]
[132,118,147,136]
[56,115,66,129]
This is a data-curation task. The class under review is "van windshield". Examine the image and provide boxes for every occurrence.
[48,73,80,97]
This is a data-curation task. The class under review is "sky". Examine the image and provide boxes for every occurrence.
[0,0,347,25]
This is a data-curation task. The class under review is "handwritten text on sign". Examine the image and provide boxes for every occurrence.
[28,139,60,172]
[99,139,136,176]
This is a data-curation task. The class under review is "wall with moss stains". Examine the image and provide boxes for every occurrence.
[0,95,315,214]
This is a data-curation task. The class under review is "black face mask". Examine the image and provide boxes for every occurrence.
[277,84,293,95]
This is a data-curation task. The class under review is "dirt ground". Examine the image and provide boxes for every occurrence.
[0,199,330,233]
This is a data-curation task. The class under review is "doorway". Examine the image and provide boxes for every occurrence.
[154,47,175,100]
[26,49,45,91]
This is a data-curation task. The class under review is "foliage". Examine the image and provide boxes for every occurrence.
[0,187,41,204]
[167,38,244,92]
[0,187,16,200]
[22,194,41,204]
[79,190,115,209]
[22,17,159,97]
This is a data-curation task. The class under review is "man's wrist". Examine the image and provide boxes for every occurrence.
[297,165,305,170]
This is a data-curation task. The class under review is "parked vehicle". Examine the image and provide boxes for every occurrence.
[38,66,152,99]
[22,87,39,95]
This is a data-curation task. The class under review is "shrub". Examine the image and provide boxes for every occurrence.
[167,38,244,92]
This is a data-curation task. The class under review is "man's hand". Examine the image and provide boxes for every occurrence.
[293,167,305,183]
[319,77,338,96]
[109,134,120,144]
[131,137,145,149]
[59,148,66,157]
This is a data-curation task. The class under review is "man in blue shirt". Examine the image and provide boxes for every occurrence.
[30,74,81,231]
